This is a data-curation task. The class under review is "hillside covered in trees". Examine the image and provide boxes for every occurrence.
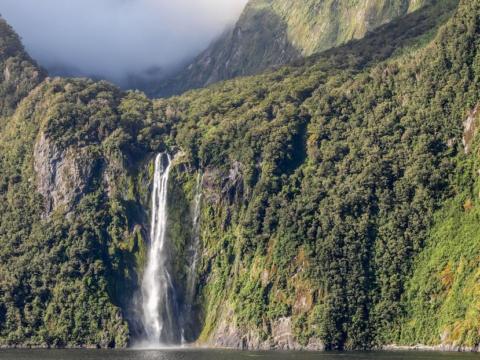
[153,0,435,97]
[0,0,480,351]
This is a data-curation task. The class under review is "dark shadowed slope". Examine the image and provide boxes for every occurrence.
[152,0,435,97]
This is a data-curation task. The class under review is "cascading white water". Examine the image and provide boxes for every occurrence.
[141,153,179,346]
[139,154,204,346]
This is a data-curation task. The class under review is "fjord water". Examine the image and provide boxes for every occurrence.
[141,153,180,345]
[0,350,477,360]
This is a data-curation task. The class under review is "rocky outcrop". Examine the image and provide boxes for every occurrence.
[463,105,478,154]
[383,344,480,352]
[33,132,98,216]
[203,162,245,206]
[222,161,244,205]
[206,309,324,350]
[270,317,301,350]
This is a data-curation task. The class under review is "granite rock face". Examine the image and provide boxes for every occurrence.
[34,132,98,215]
[207,310,324,350]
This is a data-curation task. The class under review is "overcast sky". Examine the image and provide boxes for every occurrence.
[1,0,247,83]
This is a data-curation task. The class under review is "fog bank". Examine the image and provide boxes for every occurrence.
[1,0,247,84]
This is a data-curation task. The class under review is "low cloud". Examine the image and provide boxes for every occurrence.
[1,0,247,83]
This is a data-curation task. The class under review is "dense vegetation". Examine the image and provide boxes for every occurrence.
[0,0,479,351]
[0,18,44,120]
[154,0,432,97]
[163,0,468,349]
[399,114,480,348]
[0,79,144,347]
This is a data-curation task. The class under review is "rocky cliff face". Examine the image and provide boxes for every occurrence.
[0,78,159,348]
[154,0,432,97]
[2,0,480,351]
[34,132,99,216]
[462,105,478,154]
[207,310,324,350]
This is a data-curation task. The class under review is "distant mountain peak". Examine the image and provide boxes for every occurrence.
[152,0,433,97]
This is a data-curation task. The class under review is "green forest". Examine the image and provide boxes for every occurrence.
[0,0,480,351]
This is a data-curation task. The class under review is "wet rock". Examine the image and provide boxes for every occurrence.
[222,161,244,205]
[306,337,325,350]
[209,308,246,349]
[203,162,244,206]
[207,310,324,350]
[383,343,479,352]
[203,168,222,205]
[201,162,245,233]
[271,317,301,350]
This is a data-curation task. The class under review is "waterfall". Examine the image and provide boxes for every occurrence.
[139,153,203,346]
[141,153,180,346]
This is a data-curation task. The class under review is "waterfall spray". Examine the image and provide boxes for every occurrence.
[140,153,203,346]
[141,153,179,346]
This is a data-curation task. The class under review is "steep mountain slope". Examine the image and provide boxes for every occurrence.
[154,0,432,97]
[1,0,480,351]
[0,79,142,347]
[0,18,45,119]
[398,110,480,349]
[165,0,468,349]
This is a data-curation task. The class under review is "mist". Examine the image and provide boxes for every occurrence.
[1,0,248,85]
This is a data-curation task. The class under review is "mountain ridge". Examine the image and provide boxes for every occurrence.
[152,0,435,97]
[1,0,480,351]
[0,17,45,119]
